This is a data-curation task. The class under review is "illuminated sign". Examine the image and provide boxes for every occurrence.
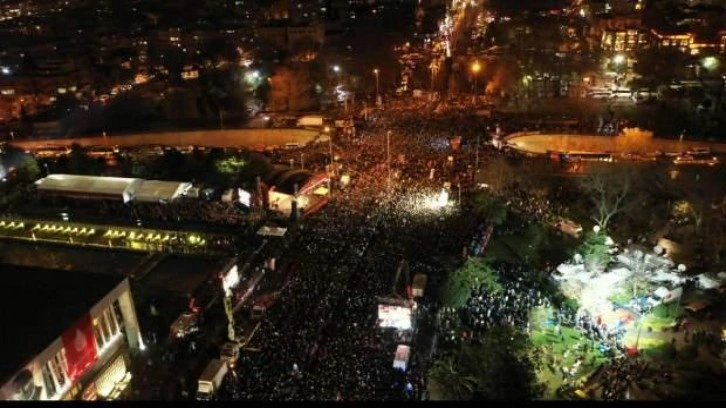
[377,304,413,330]
[238,189,252,207]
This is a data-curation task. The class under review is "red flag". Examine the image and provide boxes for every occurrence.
[61,314,98,383]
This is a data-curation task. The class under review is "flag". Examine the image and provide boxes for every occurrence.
[61,314,98,383]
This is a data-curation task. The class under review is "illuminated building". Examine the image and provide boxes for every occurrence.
[0,266,143,401]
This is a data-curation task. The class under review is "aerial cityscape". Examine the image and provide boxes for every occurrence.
[1,0,725,401]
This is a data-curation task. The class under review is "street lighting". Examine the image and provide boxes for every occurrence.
[613,54,626,66]
[471,60,481,104]
[373,68,380,106]
[702,56,719,71]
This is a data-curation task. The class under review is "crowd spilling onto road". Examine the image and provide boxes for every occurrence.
[215,107,504,400]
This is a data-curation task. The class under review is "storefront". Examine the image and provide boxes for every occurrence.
[81,353,132,401]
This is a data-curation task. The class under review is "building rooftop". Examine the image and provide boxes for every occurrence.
[134,180,192,203]
[35,174,143,202]
[0,264,124,386]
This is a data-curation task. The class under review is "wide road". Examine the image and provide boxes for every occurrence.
[506,133,726,155]
[10,128,321,150]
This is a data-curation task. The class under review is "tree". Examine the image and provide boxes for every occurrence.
[427,355,479,400]
[578,230,610,273]
[65,144,103,175]
[267,64,318,112]
[442,257,502,309]
[632,47,688,91]
[469,328,543,400]
[470,191,508,225]
[15,155,40,181]
[578,165,634,230]
[428,327,543,401]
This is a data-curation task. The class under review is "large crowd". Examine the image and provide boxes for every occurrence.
[213,109,497,400]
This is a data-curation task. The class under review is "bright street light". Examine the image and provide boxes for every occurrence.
[613,54,626,65]
[332,65,340,73]
[471,60,481,74]
[702,56,719,70]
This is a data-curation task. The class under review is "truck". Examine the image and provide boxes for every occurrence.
[296,115,325,128]
[196,359,228,400]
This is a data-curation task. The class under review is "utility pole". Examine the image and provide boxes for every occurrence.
[387,130,392,195]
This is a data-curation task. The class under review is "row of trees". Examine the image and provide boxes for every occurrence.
[474,153,724,265]
[4,144,274,194]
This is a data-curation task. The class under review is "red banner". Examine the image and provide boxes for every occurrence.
[61,314,98,383]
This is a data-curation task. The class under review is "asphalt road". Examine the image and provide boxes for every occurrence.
[10,128,320,151]
[506,133,726,155]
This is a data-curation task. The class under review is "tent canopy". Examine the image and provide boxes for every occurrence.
[134,180,192,203]
[35,174,143,203]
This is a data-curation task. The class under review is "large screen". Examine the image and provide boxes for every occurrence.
[238,188,252,207]
[378,304,413,330]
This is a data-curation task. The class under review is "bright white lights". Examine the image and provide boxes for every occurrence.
[332,65,340,73]
[222,265,240,293]
[378,304,413,330]
[613,54,626,65]
[702,56,718,70]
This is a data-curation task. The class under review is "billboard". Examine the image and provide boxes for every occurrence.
[377,304,413,330]
[61,314,98,383]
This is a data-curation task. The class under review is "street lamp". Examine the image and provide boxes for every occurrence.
[373,68,380,106]
[471,60,481,104]
[702,56,719,71]
[613,54,626,66]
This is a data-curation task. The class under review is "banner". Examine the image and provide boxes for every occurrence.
[61,314,98,383]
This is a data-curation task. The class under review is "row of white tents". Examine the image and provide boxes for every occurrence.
[35,174,193,204]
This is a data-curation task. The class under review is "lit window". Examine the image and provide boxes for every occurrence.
[100,313,112,343]
[93,319,106,349]
[105,308,119,337]
[41,364,57,398]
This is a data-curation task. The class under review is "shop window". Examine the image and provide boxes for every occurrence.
[41,364,57,398]
[99,313,112,346]
[50,355,66,388]
[105,308,119,337]
[93,319,106,350]
[112,300,125,332]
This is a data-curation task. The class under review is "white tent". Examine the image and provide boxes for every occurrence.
[134,180,192,203]
[35,174,143,203]
[257,226,287,237]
